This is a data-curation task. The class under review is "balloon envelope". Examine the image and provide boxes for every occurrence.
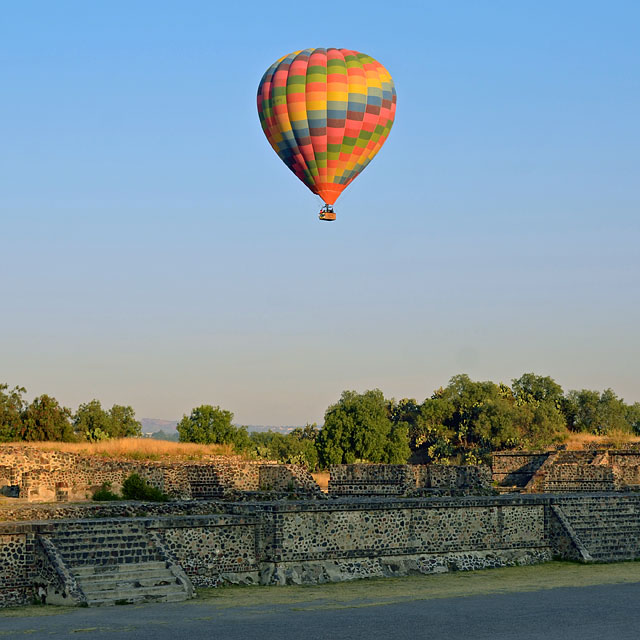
[257,48,396,206]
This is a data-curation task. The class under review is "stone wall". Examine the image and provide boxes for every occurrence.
[0,445,321,502]
[543,465,618,492]
[3,493,640,606]
[608,452,640,486]
[491,453,550,488]
[328,464,415,495]
[0,529,37,607]
[328,464,491,496]
[492,449,640,492]
[0,495,553,601]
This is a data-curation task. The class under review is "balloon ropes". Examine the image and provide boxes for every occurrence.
[257,48,396,221]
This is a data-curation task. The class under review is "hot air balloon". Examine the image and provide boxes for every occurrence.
[257,48,396,221]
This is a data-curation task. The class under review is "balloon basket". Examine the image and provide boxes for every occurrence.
[319,205,336,221]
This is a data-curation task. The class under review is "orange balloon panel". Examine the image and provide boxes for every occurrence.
[257,48,396,205]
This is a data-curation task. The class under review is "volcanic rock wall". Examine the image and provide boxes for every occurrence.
[0,446,321,502]
[492,449,640,492]
[2,493,640,607]
[328,464,492,496]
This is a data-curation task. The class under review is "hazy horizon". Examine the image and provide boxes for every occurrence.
[2,1,638,425]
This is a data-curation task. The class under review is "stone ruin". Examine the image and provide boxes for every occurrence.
[0,446,497,503]
[492,446,640,493]
[2,443,640,609]
[0,445,322,502]
[328,463,492,496]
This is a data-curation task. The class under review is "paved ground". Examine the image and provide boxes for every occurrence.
[2,564,640,640]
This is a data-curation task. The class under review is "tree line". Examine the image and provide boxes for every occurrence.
[2,374,639,469]
[174,373,640,469]
[0,384,141,442]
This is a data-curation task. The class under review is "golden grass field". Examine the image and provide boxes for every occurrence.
[16,439,240,461]
[563,431,640,450]
[7,432,640,465]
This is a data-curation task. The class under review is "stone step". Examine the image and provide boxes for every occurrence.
[563,511,640,518]
[572,521,640,530]
[73,561,168,577]
[76,565,171,581]
[560,503,640,510]
[51,528,145,538]
[54,540,155,553]
[72,560,190,606]
[80,575,181,595]
[570,521,640,531]
[60,551,163,566]
[569,515,640,524]
[85,586,189,607]
[589,553,640,562]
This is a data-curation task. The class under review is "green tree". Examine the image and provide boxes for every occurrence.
[563,389,633,435]
[512,373,564,407]
[596,389,631,434]
[316,389,411,467]
[0,383,26,441]
[563,389,600,432]
[177,405,238,444]
[411,394,456,460]
[19,395,74,441]
[74,400,142,441]
[290,423,320,442]
[74,400,111,441]
[107,405,142,438]
[511,373,567,446]
[627,403,640,435]
[248,430,319,470]
[444,375,535,454]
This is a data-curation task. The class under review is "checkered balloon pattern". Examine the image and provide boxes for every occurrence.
[257,48,396,206]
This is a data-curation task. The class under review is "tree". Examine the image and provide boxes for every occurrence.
[107,405,142,438]
[627,403,640,435]
[409,396,456,462]
[248,430,319,470]
[563,389,600,432]
[316,389,410,467]
[596,389,631,434]
[563,388,633,435]
[74,400,111,441]
[0,383,26,442]
[511,373,567,446]
[290,423,320,442]
[19,395,74,441]
[512,373,564,407]
[177,405,238,445]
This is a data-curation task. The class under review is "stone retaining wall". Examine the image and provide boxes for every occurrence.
[3,493,640,606]
[544,465,618,492]
[492,450,640,492]
[328,464,491,496]
[491,453,550,488]
[0,445,321,502]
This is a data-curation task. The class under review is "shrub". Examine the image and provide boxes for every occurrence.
[121,473,168,502]
[92,482,121,501]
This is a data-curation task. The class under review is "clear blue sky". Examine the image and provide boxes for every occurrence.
[1,1,639,425]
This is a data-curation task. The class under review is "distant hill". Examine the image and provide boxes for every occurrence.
[245,425,299,434]
[141,418,178,433]
[141,419,301,438]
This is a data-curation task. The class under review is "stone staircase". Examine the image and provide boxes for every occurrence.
[555,496,640,562]
[40,519,193,606]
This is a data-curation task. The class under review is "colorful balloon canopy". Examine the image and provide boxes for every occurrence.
[257,48,396,211]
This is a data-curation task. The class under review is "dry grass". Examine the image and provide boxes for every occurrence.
[563,431,640,451]
[312,471,330,492]
[16,439,242,461]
